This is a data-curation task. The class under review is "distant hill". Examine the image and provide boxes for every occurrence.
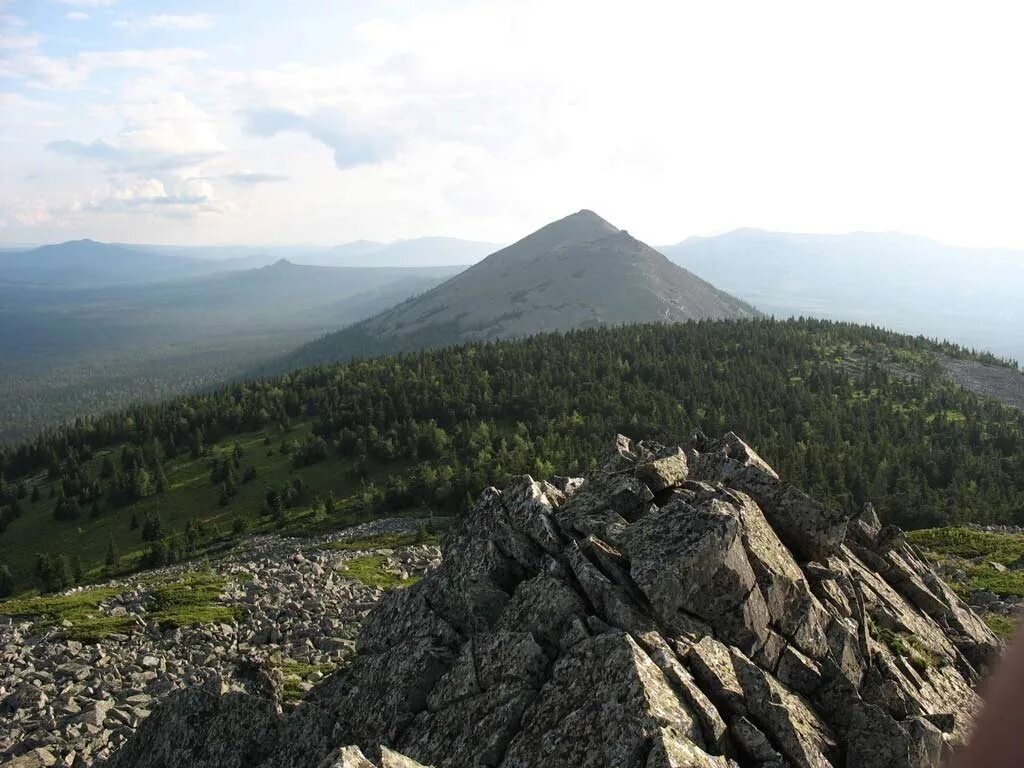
[0,262,461,441]
[285,210,758,367]
[0,240,211,286]
[660,229,1024,364]
[0,236,500,287]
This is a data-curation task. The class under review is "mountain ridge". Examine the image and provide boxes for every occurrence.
[660,229,1024,365]
[282,210,758,368]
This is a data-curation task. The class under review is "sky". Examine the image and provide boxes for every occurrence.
[2,0,1024,247]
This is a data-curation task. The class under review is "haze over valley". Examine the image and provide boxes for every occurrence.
[2,215,1023,441]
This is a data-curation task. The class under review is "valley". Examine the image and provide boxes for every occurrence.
[0,261,460,441]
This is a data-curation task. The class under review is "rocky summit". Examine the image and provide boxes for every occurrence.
[105,433,999,768]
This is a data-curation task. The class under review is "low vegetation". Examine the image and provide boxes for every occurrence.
[907,526,1024,638]
[0,586,132,642]
[907,526,1024,565]
[280,661,343,702]
[908,527,1024,597]
[320,528,441,552]
[872,625,939,674]
[980,613,1018,640]
[338,554,418,590]
[0,571,235,641]
[148,572,236,628]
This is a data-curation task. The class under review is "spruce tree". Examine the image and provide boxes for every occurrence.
[105,535,119,570]
[0,564,12,597]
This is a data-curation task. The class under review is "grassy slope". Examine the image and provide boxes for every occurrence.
[0,421,415,590]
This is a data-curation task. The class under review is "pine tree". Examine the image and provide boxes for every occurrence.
[191,428,205,459]
[0,564,12,597]
[105,535,119,570]
[132,467,153,499]
[155,460,168,495]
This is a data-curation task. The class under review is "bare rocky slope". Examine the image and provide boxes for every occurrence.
[283,210,758,368]
[939,356,1024,411]
[0,520,439,768]
[103,432,998,768]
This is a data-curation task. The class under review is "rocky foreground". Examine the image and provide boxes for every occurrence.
[0,520,439,768]
[96,432,1001,768]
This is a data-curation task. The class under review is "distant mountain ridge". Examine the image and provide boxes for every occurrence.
[0,240,209,286]
[660,229,1024,364]
[282,210,758,368]
[0,237,500,287]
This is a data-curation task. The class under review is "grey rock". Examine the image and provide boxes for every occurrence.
[635,449,690,492]
[623,497,770,652]
[100,433,997,768]
[731,716,783,763]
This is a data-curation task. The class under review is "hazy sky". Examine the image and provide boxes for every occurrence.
[2,0,1023,247]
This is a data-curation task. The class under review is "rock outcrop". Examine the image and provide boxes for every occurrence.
[105,433,1001,768]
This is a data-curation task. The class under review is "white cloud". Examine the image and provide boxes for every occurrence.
[115,14,215,32]
[6,0,1024,248]
[66,12,90,22]
[1,198,54,227]
[48,91,227,172]
[59,0,117,7]
[82,175,223,216]
[0,46,205,89]
[0,32,38,49]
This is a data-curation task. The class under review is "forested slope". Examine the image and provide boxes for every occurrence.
[1,319,1022,593]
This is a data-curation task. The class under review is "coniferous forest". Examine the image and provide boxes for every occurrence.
[1,318,1023,592]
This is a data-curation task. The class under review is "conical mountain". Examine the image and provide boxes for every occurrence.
[285,210,758,366]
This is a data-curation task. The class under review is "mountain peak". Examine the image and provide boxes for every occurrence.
[523,209,620,247]
[283,210,758,367]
